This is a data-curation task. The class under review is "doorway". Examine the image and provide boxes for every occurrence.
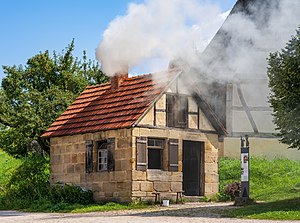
[182,140,204,196]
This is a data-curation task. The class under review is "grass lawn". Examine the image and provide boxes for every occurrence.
[19,201,150,213]
[226,198,300,220]
[219,157,300,220]
[0,149,21,190]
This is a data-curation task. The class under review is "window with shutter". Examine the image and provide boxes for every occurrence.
[85,140,93,173]
[136,137,147,170]
[97,138,115,172]
[169,139,179,171]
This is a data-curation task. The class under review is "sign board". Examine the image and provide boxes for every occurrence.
[241,152,249,182]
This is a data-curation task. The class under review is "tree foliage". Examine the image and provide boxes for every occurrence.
[267,27,300,149]
[0,40,109,157]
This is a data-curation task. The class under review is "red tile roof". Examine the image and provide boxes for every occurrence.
[41,72,177,138]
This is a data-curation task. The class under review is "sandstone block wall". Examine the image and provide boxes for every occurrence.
[132,170,183,201]
[50,126,219,202]
[50,128,133,202]
[132,127,219,198]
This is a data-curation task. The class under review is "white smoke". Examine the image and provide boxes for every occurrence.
[96,0,229,76]
[200,0,300,80]
[188,0,300,135]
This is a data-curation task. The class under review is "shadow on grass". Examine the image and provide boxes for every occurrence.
[39,203,237,220]
[225,197,300,219]
[119,203,237,218]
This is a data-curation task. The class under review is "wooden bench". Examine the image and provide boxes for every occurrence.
[176,190,184,204]
[152,191,161,203]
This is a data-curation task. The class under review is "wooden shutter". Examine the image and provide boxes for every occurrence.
[107,138,115,171]
[85,140,93,173]
[136,137,147,171]
[177,95,188,128]
[169,139,179,172]
[166,94,175,127]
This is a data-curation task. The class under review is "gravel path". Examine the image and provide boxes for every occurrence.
[0,202,299,223]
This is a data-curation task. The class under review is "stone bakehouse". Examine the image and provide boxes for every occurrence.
[41,69,226,202]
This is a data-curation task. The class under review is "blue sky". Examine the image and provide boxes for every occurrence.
[0,0,236,81]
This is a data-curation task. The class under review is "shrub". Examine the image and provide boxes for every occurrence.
[50,184,93,205]
[224,182,241,200]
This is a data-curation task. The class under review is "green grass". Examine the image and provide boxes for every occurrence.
[19,201,149,213]
[219,157,300,219]
[226,198,300,220]
[0,149,21,191]
[219,157,300,201]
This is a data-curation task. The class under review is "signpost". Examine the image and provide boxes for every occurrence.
[235,135,252,205]
[240,135,249,198]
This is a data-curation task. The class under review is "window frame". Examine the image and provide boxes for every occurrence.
[147,138,164,170]
[97,142,108,171]
[96,139,115,172]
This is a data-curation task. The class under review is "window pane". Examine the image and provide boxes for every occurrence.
[148,139,155,147]
[98,149,108,171]
[148,148,162,169]
[154,139,163,147]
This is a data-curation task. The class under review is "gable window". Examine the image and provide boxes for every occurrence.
[97,139,115,172]
[167,94,188,128]
[148,138,164,169]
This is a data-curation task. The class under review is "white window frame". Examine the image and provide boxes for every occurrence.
[98,143,108,171]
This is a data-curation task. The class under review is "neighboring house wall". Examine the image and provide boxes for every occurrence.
[221,137,299,161]
[195,0,300,160]
[223,80,300,160]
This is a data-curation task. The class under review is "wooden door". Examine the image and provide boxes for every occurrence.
[183,140,204,196]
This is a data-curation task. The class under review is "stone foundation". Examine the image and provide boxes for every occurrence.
[132,170,182,201]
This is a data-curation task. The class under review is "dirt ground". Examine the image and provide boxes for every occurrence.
[0,202,299,223]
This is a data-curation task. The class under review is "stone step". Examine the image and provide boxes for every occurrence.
[183,196,205,202]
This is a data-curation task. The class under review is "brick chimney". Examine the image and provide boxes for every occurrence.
[111,72,128,91]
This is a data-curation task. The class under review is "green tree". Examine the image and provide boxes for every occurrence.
[0,40,109,157]
[268,27,300,149]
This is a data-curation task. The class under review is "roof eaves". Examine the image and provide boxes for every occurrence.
[191,92,227,136]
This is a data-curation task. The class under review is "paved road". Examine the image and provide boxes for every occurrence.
[0,202,299,223]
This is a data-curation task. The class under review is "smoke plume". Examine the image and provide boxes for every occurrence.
[96,0,229,76]
[197,0,300,81]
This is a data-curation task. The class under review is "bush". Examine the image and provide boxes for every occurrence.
[224,182,241,200]
[50,184,93,205]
